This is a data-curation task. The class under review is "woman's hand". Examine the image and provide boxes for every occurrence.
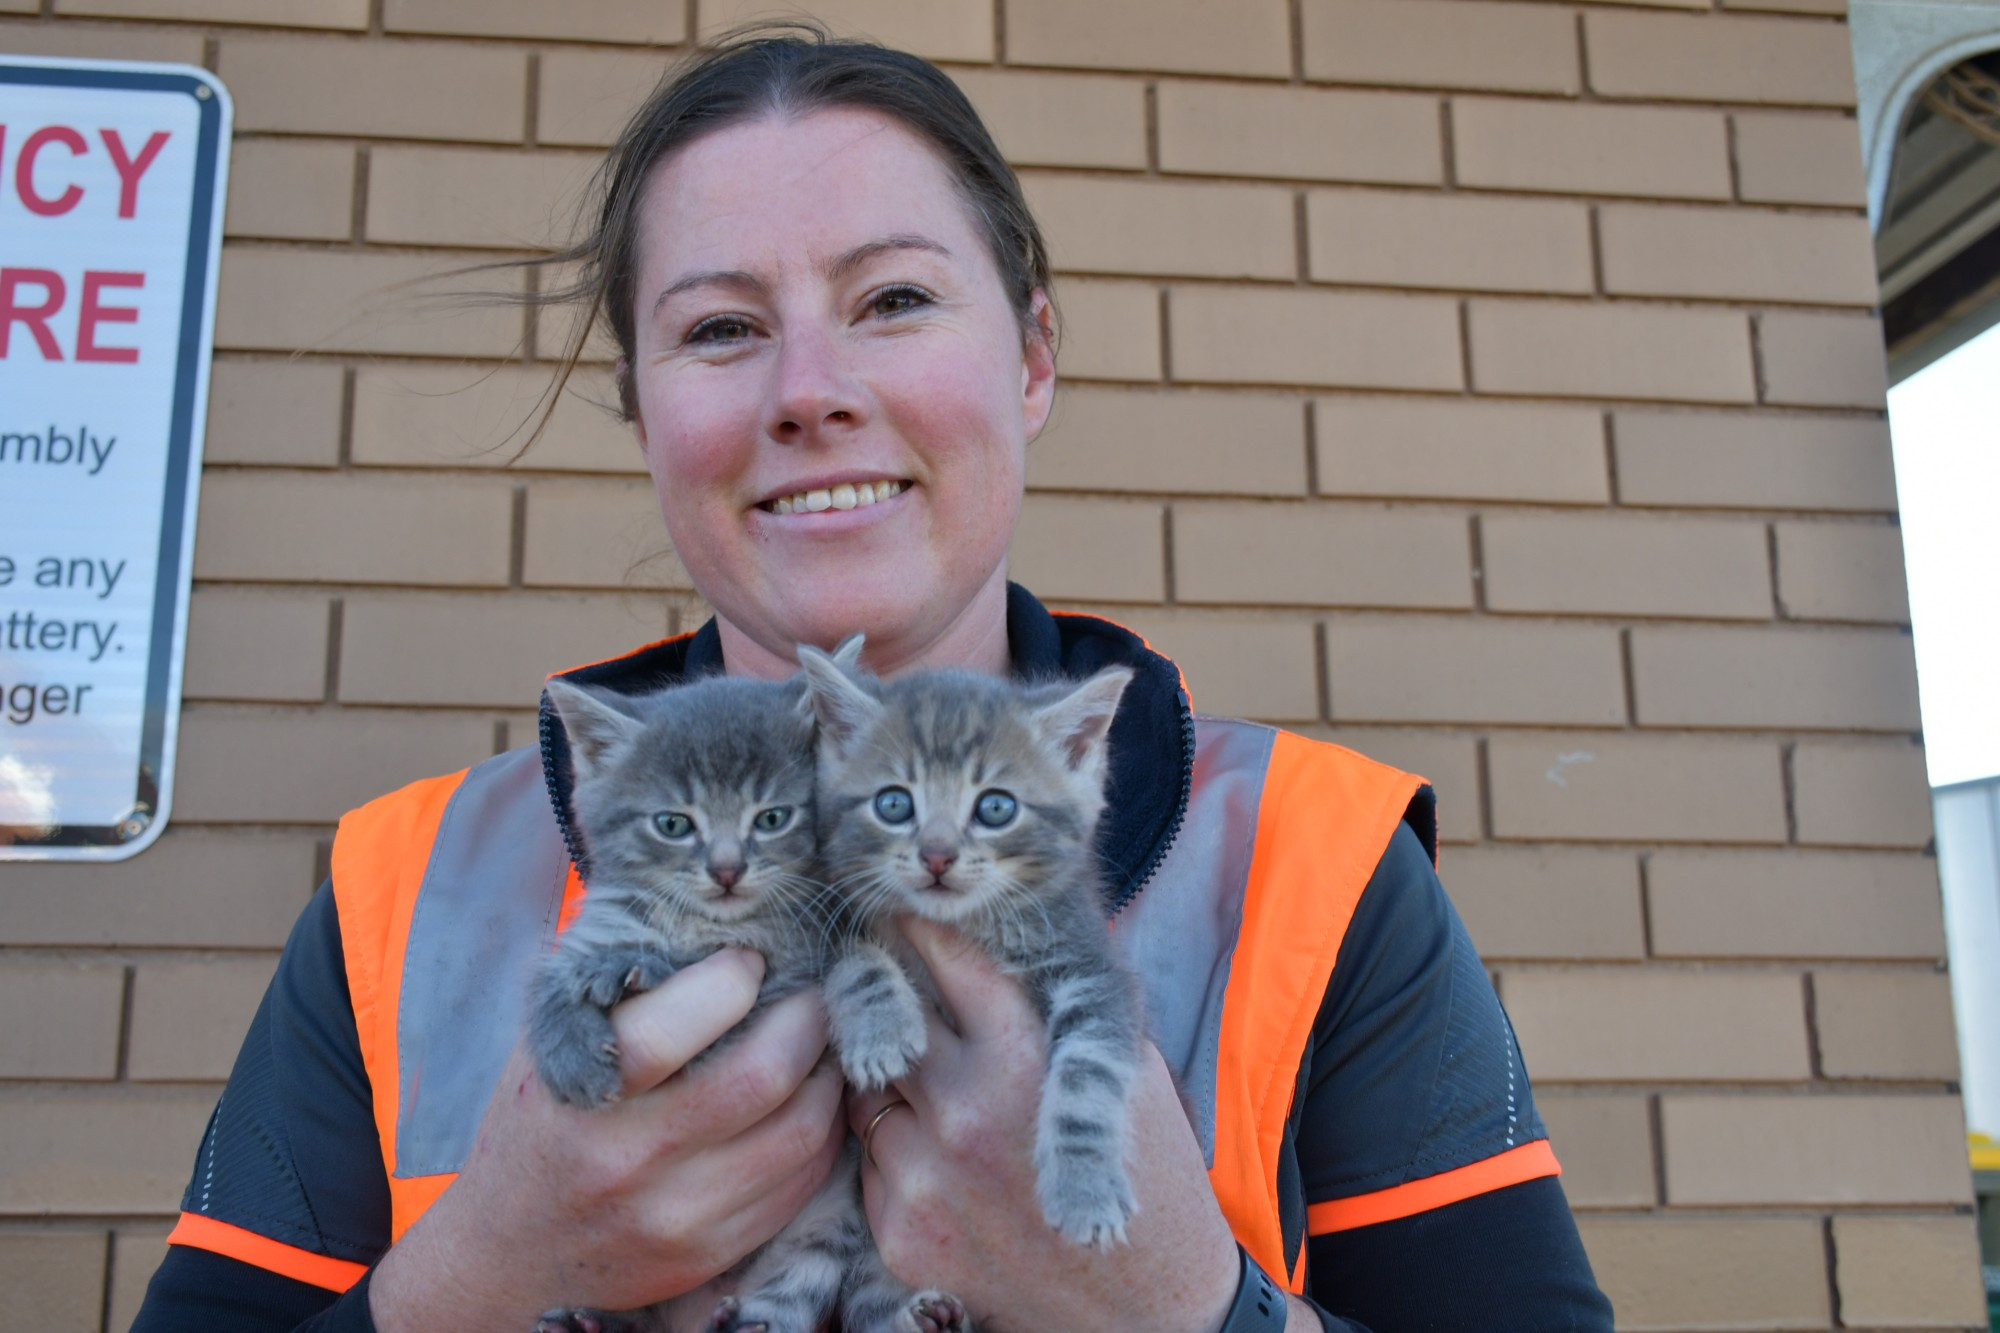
[369,948,846,1329]
[851,919,1243,1332]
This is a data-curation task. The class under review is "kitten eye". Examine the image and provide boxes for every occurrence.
[873,787,914,824]
[974,789,1018,828]
[753,806,792,832]
[652,812,694,839]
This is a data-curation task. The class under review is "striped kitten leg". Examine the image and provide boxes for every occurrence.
[824,939,928,1090]
[708,1141,867,1333]
[1033,970,1141,1249]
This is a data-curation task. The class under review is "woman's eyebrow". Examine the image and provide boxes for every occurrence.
[824,234,952,283]
[653,268,766,314]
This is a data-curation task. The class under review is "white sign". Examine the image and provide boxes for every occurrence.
[0,59,230,860]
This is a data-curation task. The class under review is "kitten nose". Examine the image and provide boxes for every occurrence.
[920,846,957,878]
[709,860,745,889]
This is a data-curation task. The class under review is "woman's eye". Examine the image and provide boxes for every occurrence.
[873,787,915,824]
[974,789,1018,828]
[869,285,931,318]
[688,314,753,344]
[652,812,694,839]
[753,806,792,832]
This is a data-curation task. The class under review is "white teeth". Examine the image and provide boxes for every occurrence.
[767,479,905,514]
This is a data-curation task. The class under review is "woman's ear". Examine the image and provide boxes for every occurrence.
[1021,288,1057,441]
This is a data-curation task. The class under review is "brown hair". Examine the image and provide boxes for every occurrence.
[535,23,1056,427]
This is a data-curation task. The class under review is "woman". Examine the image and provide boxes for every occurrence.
[135,30,1612,1333]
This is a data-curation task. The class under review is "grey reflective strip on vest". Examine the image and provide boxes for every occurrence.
[388,723,1276,1178]
[394,747,572,1178]
[1112,717,1275,1167]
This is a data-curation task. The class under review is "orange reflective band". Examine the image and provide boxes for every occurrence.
[1305,1140,1562,1236]
[166,1212,368,1293]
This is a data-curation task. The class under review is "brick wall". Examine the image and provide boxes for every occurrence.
[0,1,1977,1328]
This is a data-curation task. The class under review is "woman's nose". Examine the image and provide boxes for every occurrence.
[765,325,865,441]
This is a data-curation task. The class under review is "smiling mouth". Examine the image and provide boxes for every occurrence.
[761,479,909,515]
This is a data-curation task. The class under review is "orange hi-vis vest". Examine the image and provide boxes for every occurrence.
[257,716,1545,1295]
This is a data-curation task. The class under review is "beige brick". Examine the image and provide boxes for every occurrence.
[1113,613,1319,722]
[1586,11,1858,106]
[1008,497,1164,603]
[1816,970,1960,1080]
[1612,411,1897,512]
[173,706,499,824]
[1446,846,1646,961]
[0,1233,109,1327]
[386,0,685,43]
[218,36,527,141]
[0,832,318,947]
[1171,287,1462,391]
[0,960,125,1080]
[0,17,207,62]
[0,1090,216,1212]
[951,70,1146,171]
[1577,1216,1829,1331]
[1481,513,1773,618]
[1734,112,1869,206]
[1649,849,1947,960]
[1316,398,1608,505]
[522,478,692,591]
[1174,504,1471,609]
[56,0,364,25]
[1759,311,1890,408]
[224,139,355,242]
[1028,176,1295,281]
[338,593,675,708]
[194,472,514,588]
[731,1,992,58]
[1662,1094,1971,1204]
[1301,0,1579,94]
[126,956,278,1082]
[1727,0,1846,11]
[366,148,597,251]
[1833,1215,1987,1327]
[1505,969,1810,1081]
[1777,521,1911,622]
[202,359,345,468]
[1325,616,1625,725]
[1157,84,1442,186]
[1453,98,1732,200]
[216,247,527,358]
[1029,388,1305,497]
[1054,279,1162,383]
[1307,189,1591,294]
[352,364,641,475]
[1006,0,1291,77]
[184,590,331,703]
[1600,204,1879,305]
[1793,740,1934,848]
[1312,727,1481,843]
[538,47,673,149]
[109,1226,174,1333]
[1469,301,1756,403]
[1631,626,1922,731]
[1537,1095,1655,1207]
[1488,734,1788,843]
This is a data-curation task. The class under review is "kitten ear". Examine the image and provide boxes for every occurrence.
[830,633,867,671]
[797,643,883,749]
[1032,666,1133,784]
[544,679,642,781]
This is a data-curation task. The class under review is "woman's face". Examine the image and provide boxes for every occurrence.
[626,106,1055,677]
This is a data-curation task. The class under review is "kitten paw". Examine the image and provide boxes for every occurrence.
[1040,1163,1139,1250]
[707,1295,768,1333]
[825,952,929,1090]
[894,1290,970,1333]
[535,1309,631,1333]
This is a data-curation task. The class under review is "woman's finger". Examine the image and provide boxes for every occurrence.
[657,987,829,1139]
[611,947,765,1093]
[898,917,1039,1047]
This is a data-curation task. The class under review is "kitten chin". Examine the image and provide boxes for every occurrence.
[802,644,1148,1252]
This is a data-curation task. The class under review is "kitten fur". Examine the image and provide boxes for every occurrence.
[528,671,867,1333]
[800,641,1145,1254]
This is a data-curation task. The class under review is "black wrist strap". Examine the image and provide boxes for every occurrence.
[1218,1244,1288,1332]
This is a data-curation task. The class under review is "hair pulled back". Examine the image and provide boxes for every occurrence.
[544,24,1055,424]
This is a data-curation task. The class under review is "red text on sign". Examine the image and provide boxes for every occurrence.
[0,125,172,219]
[0,268,145,362]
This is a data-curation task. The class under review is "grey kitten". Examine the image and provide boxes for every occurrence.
[799,642,1145,1266]
[528,671,864,1333]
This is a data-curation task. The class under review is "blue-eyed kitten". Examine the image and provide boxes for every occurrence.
[527,672,863,1333]
[799,641,1145,1261]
